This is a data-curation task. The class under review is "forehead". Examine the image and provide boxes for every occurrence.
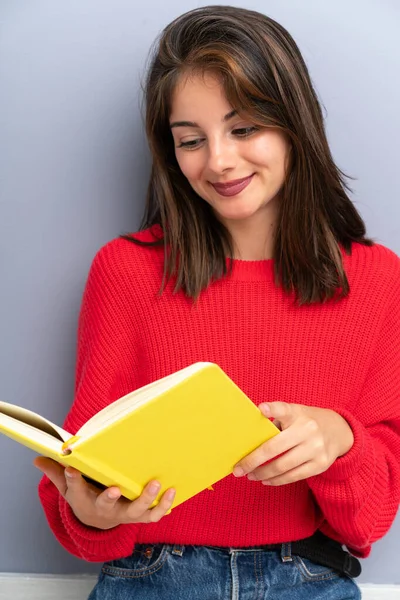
[170,71,232,119]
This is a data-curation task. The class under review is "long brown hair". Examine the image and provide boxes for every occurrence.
[122,5,372,303]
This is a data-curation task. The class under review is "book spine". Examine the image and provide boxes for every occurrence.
[61,435,81,454]
[59,450,143,502]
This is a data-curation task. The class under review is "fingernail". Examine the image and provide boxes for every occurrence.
[166,489,176,501]
[233,467,245,477]
[247,473,256,481]
[149,482,160,494]
[107,489,119,499]
[65,470,73,478]
[260,403,271,415]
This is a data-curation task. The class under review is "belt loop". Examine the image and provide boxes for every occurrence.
[171,545,184,556]
[281,542,293,563]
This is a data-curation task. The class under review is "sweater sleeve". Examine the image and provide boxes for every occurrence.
[38,242,143,562]
[308,264,400,558]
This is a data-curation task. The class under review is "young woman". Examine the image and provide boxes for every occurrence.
[35,6,400,599]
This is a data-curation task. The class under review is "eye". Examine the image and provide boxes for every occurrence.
[175,126,259,150]
[177,138,205,150]
[232,126,259,137]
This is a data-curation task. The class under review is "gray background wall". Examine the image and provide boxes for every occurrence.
[1,0,399,583]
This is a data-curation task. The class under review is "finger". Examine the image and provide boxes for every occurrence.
[259,402,298,427]
[33,456,67,497]
[64,467,94,503]
[124,482,174,523]
[248,442,313,481]
[125,480,162,519]
[95,486,122,513]
[233,427,304,477]
[146,488,176,523]
[260,461,320,486]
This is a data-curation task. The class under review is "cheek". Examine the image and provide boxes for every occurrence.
[249,134,289,174]
[176,152,204,182]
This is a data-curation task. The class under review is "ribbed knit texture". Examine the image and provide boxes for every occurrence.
[38,227,400,563]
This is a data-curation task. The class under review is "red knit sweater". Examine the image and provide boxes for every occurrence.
[38,227,400,563]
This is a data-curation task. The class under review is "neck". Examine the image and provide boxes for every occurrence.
[233,232,274,260]
[219,194,279,261]
[225,217,276,261]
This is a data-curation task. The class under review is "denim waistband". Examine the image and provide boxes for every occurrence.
[137,531,362,578]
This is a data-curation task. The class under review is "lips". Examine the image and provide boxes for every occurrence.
[211,174,254,197]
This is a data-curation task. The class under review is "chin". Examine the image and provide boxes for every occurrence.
[214,203,260,219]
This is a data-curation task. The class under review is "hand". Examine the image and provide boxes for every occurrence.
[233,402,354,486]
[34,457,176,529]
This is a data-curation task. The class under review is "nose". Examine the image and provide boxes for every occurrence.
[206,137,236,174]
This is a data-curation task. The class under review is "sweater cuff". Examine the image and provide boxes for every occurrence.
[312,409,371,482]
[59,496,137,562]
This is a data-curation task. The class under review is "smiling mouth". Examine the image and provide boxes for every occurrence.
[211,174,255,197]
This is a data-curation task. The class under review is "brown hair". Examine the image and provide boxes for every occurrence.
[121,5,372,304]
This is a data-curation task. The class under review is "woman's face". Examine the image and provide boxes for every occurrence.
[169,72,290,231]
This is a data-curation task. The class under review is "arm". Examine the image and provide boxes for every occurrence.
[234,259,400,557]
[307,286,400,556]
[39,477,140,561]
[38,459,172,562]
[38,242,144,561]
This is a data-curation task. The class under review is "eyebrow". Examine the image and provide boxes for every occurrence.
[170,109,238,129]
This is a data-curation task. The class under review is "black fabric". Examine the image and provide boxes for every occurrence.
[263,531,362,578]
[290,531,362,577]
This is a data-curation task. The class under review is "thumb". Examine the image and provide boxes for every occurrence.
[259,401,296,428]
[34,456,68,497]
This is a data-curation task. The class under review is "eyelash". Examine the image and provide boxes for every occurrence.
[177,126,259,150]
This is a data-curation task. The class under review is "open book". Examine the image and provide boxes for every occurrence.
[0,362,279,509]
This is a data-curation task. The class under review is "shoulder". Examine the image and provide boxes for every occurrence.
[344,241,400,300]
[345,241,400,280]
[87,225,165,287]
[93,225,164,270]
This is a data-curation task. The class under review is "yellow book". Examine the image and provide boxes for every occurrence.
[0,362,279,509]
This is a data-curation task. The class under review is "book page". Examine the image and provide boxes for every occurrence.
[0,412,65,454]
[0,401,69,442]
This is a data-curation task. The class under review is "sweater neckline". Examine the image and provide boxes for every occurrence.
[225,257,275,282]
[142,225,275,281]
[139,226,276,282]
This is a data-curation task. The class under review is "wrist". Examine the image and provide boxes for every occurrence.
[69,505,114,530]
[335,413,354,457]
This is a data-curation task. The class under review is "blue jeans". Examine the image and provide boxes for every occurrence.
[88,543,361,599]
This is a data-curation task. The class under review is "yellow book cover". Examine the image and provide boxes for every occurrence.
[0,362,279,509]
